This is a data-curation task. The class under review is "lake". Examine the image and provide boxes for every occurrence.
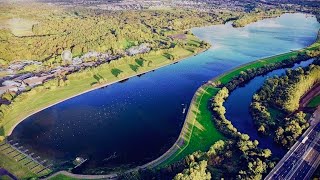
[9,13,320,174]
[224,59,315,158]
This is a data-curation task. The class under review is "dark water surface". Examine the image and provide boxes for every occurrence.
[224,59,315,158]
[9,13,320,173]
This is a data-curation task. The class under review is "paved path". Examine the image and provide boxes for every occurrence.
[265,106,320,180]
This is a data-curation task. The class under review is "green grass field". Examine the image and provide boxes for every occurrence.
[308,95,320,108]
[218,51,300,84]
[49,174,79,180]
[217,39,320,85]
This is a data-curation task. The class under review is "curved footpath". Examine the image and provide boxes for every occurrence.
[46,39,320,179]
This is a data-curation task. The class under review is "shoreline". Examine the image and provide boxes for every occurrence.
[5,48,209,137]
[5,13,319,179]
[45,48,318,180]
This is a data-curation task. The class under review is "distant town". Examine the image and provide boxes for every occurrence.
[40,0,320,14]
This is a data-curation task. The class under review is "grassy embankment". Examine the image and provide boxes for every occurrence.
[0,34,204,137]
[0,34,207,179]
[159,39,320,167]
[49,174,78,180]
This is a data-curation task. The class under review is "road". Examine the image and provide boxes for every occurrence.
[265,106,320,180]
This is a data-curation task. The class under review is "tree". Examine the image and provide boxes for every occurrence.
[174,161,211,180]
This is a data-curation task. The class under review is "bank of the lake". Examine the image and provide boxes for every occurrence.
[48,50,320,180]
[8,13,320,175]
[1,35,208,138]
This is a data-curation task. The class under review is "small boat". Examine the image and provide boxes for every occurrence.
[182,104,187,114]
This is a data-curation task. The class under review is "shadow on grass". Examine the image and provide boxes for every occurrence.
[129,64,139,72]
[93,74,104,82]
[186,48,195,53]
[111,68,123,78]
[0,126,5,137]
[135,58,144,67]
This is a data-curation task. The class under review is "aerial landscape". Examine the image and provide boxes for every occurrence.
[0,0,320,179]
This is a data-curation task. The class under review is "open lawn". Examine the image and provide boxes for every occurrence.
[218,51,300,84]
[308,95,320,108]
[49,174,79,180]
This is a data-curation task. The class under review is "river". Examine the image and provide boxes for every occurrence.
[224,59,315,158]
[9,13,320,174]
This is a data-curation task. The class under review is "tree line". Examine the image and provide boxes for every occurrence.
[0,3,237,67]
[250,63,320,148]
[232,8,283,28]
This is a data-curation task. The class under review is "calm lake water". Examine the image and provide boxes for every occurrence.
[9,13,320,173]
[225,59,315,157]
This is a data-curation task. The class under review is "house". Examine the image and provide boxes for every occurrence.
[126,43,150,56]
[23,76,44,87]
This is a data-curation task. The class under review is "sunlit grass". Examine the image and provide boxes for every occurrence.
[6,18,38,37]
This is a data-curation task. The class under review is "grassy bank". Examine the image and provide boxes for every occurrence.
[218,41,320,85]
[0,34,207,179]
[0,34,206,137]
[158,38,320,167]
